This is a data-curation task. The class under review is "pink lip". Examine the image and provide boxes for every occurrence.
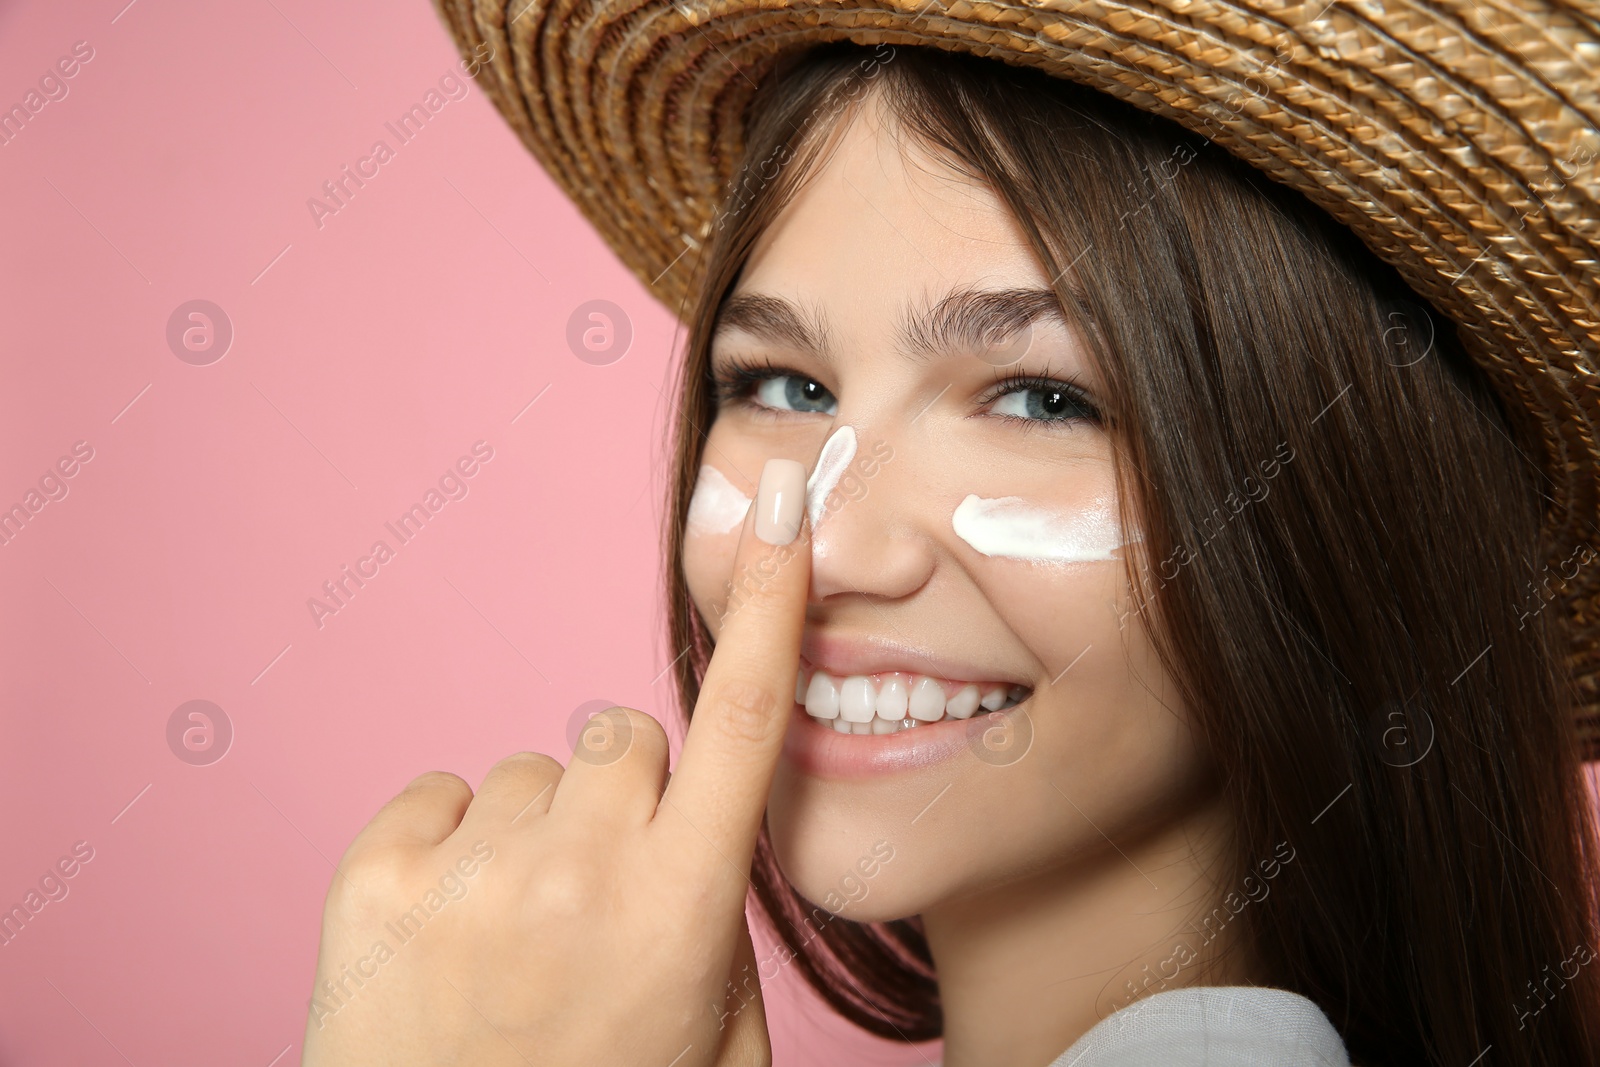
[800,629,1028,687]
[779,699,993,778]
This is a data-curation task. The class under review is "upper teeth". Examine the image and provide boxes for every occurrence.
[795,663,1029,735]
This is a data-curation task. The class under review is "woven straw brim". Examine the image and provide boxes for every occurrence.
[431,0,1600,751]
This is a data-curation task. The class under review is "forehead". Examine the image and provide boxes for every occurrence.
[733,87,1055,322]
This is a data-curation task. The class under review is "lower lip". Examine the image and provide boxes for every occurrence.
[779,700,994,778]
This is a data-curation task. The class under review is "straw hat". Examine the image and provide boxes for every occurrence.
[429,0,1600,752]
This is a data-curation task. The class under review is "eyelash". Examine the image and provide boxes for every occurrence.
[707,354,793,407]
[707,354,1103,430]
[980,368,1103,431]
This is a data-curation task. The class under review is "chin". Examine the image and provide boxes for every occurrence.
[761,690,1222,929]
[764,762,956,924]
[761,751,1081,925]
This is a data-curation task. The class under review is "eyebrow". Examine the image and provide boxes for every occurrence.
[712,284,1080,365]
[713,291,833,357]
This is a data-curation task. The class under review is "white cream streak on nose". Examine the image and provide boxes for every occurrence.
[805,425,857,528]
[686,464,750,535]
[952,493,1138,562]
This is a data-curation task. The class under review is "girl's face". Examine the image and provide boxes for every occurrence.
[682,90,1217,924]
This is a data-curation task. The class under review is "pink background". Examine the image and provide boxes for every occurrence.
[1,2,1594,1065]
[0,1,934,1063]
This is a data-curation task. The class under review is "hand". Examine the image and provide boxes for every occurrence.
[301,458,812,1067]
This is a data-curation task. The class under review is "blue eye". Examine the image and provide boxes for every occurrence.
[987,380,1098,423]
[753,374,838,415]
[992,383,1094,425]
[708,357,1100,429]
[710,358,838,417]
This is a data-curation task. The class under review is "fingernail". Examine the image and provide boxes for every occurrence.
[755,458,806,545]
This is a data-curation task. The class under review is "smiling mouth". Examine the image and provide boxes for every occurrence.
[795,659,1033,735]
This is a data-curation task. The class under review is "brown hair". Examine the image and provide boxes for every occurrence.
[660,42,1600,1066]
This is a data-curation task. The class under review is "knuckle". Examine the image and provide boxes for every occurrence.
[332,845,412,912]
[617,709,669,757]
[572,708,636,764]
[490,750,562,778]
[481,751,562,798]
[404,769,472,800]
[706,677,781,744]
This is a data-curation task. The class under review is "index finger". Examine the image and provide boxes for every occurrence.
[657,456,810,872]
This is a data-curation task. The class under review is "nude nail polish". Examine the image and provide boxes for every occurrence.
[755,458,806,545]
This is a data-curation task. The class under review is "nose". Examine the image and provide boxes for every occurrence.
[804,423,935,602]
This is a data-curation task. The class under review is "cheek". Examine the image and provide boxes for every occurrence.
[968,512,1196,775]
[950,476,1137,565]
[681,421,830,631]
[940,466,1151,702]
[683,525,741,638]
[682,463,754,636]
[687,463,750,537]
[976,555,1133,683]
[971,551,1209,841]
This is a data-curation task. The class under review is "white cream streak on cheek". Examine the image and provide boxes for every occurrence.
[805,425,857,528]
[952,493,1139,562]
[686,464,750,536]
